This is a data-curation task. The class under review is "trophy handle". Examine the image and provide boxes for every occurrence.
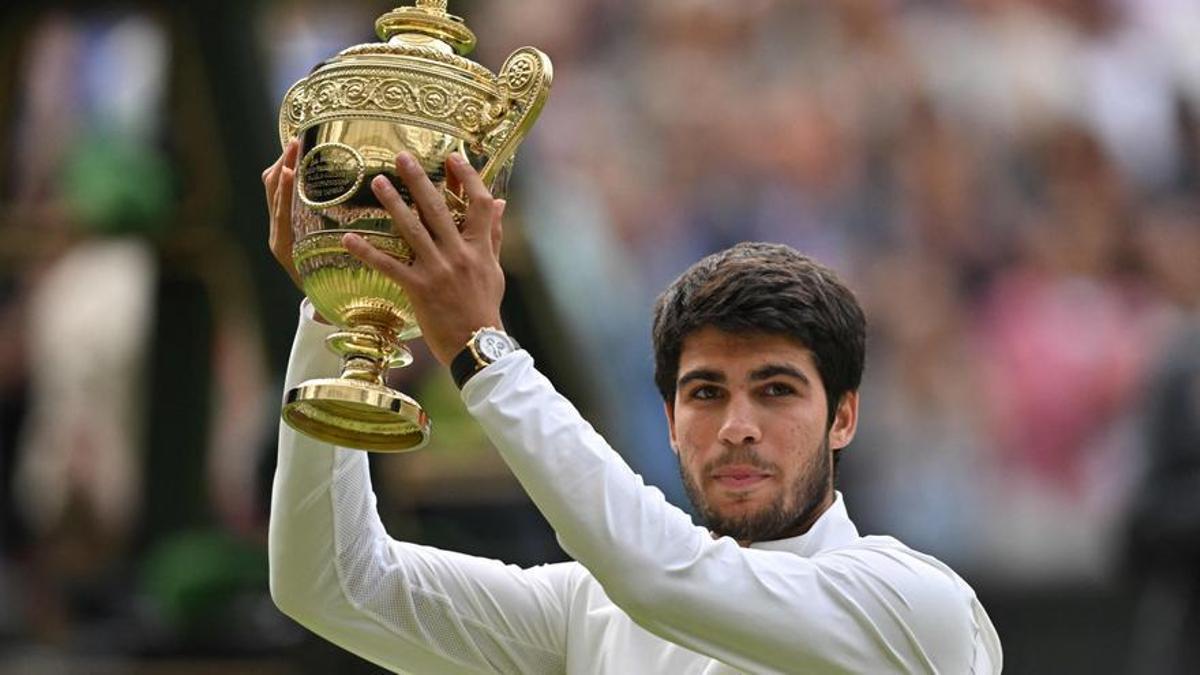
[479,47,553,187]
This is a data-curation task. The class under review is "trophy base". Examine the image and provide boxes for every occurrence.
[283,378,430,452]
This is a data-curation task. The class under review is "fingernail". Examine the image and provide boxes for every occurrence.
[495,199,507,216]
[371,175,391,192]
[397,152,416,170]
[342,232,362,247]
[449,152,466,166]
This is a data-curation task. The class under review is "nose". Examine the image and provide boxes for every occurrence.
[717,395,761,446]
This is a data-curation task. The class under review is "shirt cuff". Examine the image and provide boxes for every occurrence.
[459,349,530,406]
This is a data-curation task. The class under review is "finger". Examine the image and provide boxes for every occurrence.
[263,166,278,212]
[271,166,301,286]
[284,138,300,170]
[448,152,494,243]
[343,232,415,286]
[371,174,438,262]
[263,162,283,218]
[263,139,299,202]
[490,199,506,259]
[272,141,299,238]
[443,158,467,231]
[272,165,295,242]
[445,154,464,203]
[262,146,284,190]
[395,151,458,244]
[263,141,299,236]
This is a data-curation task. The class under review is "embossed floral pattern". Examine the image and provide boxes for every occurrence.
[283,71,503,139]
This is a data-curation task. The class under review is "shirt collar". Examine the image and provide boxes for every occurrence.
[747,491,859,557]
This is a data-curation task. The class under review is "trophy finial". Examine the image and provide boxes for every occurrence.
[376,0,475,55]
[415,0,448,13]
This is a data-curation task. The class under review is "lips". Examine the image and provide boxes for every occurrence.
[711,465,772,489]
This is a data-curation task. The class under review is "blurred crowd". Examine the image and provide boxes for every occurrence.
[1,0,1198,672]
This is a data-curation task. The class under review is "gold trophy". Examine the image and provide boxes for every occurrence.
[278,0,552,451]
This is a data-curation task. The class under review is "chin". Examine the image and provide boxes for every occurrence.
[712,482,774,503]
[711,493,772,519]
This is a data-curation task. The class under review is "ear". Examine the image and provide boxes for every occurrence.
[663,399,680,456]
[828,391,859,451]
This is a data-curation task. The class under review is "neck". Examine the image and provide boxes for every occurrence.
[740,489,836,547]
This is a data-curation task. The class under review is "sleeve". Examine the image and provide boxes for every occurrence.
[463,351,999,674]
[268,301,572,675]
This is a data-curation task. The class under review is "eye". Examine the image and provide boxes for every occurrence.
[761,382,797,397]
[688,384,724,401]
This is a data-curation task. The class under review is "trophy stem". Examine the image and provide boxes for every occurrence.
[327,323,414,386]
[283,318,429,452]
[341,353,387,385]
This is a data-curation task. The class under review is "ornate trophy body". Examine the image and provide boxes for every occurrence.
[278,0,551,451]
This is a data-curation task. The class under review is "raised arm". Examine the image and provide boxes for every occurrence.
[263,144,571,674]
[463,353,1000,674]
[267,302,571,674]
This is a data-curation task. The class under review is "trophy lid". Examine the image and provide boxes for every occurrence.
[374,0,476,56]
[280,0,553,179]
[325,0,493,83]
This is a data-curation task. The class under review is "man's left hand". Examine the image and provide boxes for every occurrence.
[343,151,507,367]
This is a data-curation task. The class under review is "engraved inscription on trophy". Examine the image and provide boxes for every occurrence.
[298,142,366,209]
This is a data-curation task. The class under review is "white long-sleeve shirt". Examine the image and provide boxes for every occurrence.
[270,302,1003,674]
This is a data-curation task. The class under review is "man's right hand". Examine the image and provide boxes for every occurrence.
[263,138,302,291]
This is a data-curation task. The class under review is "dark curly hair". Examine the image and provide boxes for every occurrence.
[651,242,866,427]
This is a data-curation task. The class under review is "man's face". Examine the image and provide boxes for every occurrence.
[665,326,858,543]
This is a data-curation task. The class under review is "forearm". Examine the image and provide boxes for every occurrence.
[269,303,569,674]
[267,303,414,668]
[271,425,496,674]
[463,353,690,591]
[267,301,344,619]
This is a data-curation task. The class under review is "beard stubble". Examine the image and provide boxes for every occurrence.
[680,435,832,543]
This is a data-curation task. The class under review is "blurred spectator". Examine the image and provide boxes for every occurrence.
[1125,321,1200,671]
[969,124,1162,580]
[1124,199,1200,675]
[1,4,277,661]
[850,251,992,569]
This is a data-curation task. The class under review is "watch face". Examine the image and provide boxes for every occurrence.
[476,330,513,362]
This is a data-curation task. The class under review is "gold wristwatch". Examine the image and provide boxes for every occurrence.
[451,327,520,389]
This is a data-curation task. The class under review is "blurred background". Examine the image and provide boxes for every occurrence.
[0,0,1197,673]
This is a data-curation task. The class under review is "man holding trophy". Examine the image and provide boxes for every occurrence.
[265,2,1001,673]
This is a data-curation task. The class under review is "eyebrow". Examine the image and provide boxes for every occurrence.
[677,368,724,389]
[677,363,810,389]
[750,364,811,387]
